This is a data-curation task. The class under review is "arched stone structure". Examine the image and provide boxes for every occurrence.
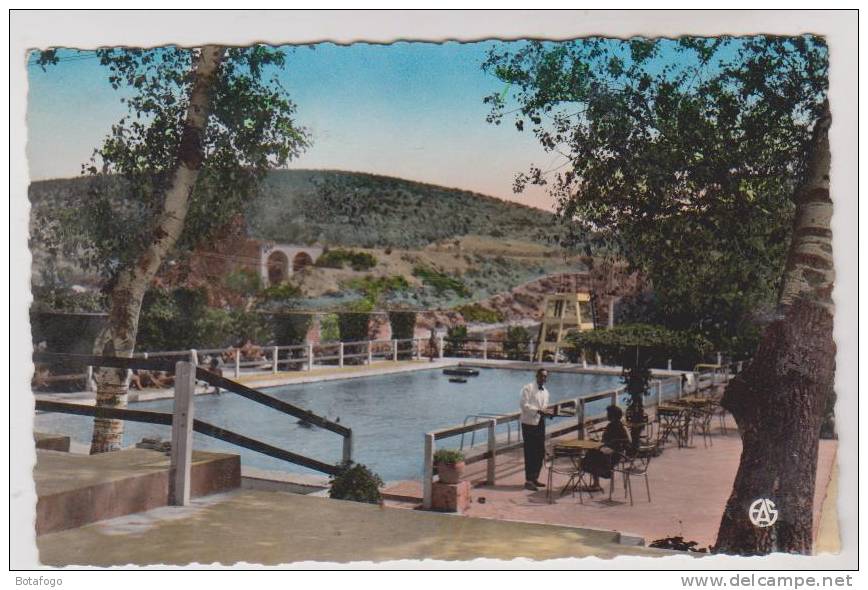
[266,251,289,286]
[259,243,324,286]
[292,251,314,272]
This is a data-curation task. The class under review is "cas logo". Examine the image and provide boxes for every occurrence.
[748,498,779,527]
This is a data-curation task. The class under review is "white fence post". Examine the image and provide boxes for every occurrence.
[667,359,672,371]
[553,347,560,364]
[339,342,344,368]
[482,336,488,360]
[234,349,240,378]
[486,419,497,485]
[367,341,373,365]
[423,433,434,509]
[189,349,198,366]
[656,380,663,406]
[272,346,279,374]
[716,351,722,366]
[528,340,535,362]
[415,339,422,361]
[596,353,602,367]
[169,361,196,506]
[307,342,314,371]
[392,339,398,362]
[86,366,94,392]
[438,335,444,360]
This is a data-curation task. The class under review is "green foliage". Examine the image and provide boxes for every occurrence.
[343,275,410,311]
[319,313,340,343]
[246,170,555,249]
[568,324,713,370]
[444,325,468,356]
[33,47,309,283]
[315,249,378,271]
[433,448,465,465]
[413,265,469,297]
[268,313,312,346]
[136,287,270,351]
[483,36,828,345]
[455,303,503,324]
[328,462,384,504]
[388,311,417,340]
[30,285,106,314]
[259,281,302,305]
[503,325,531,360]
[223,269,262,297]
[338,312,371,342]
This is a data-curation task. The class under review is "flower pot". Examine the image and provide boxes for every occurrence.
[436,461,465,484]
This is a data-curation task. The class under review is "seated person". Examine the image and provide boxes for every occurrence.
[239,338,264,361]
[205,357,223,394]
[582,405,632,490]
[129,369,144,390]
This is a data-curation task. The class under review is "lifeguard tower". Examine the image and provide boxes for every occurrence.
[535,292,595,362]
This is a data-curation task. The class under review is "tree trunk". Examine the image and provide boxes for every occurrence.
[714,104,834,554]
[89,46,225,454]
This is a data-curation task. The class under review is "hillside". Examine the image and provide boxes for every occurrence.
[246,169,555,248]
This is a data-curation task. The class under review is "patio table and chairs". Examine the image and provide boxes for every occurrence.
[655,404,690,448]
[545,438,602,504]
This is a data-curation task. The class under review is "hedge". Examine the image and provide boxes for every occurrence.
[568,324,713,370]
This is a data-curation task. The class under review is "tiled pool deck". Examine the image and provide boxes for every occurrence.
[384,414,839,555]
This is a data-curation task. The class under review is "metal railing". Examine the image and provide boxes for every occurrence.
[32,352,352,506]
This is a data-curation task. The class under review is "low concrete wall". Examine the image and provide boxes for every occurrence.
[35,450,240,535]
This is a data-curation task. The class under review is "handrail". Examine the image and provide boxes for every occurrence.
[33,353,351,479]
[34,399,341,476]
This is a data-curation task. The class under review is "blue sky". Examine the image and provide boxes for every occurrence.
[27,41,555,209]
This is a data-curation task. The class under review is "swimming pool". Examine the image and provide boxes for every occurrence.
[34,367,674,481]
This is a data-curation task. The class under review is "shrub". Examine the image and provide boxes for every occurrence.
[568,324,713,370]
[339,312,371,343]
[328,462,384,504]
[412,265,469,297]
[455,303,503,324]
[315,249,378,271]
[223,269,262,297]
[433,448,464,465]
[388,311,417,340]
[503,325,531,360]
[320,313,340,342]
[444,325,468,357]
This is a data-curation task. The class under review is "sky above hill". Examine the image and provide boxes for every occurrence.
[26,41,560,210]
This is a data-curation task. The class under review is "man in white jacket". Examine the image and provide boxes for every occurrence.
[520,368,553,491]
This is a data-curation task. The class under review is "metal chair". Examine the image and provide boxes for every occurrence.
[609,449,653,506]
[545,446,593,504]
[655,406,688,448]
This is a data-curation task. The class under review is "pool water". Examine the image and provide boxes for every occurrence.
[34,367,674,481]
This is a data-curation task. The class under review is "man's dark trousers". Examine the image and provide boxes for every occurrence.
[521,419,546,482]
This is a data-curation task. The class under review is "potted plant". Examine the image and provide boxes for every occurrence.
[433,448,465,484]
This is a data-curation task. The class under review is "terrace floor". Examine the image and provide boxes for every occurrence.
[385,415,839,555]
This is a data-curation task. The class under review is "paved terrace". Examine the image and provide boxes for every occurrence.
[385,416,839,555]
[36,488,674,566]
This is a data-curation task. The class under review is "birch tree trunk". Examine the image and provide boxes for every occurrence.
[714,103,835,554]
[89,46,225,454]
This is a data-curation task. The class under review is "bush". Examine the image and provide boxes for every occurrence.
[412,265,469,297]
[315,249,378,271]
[503,325,531,360]
[339,312,371,343]
[328,462,384,504]
[267,313,312,346]
[433,448,464,465]
[455,303,503,324]
[443,325,468,357]
[388,311,417,340]
[320,313,340,343]
[568,324,714,370]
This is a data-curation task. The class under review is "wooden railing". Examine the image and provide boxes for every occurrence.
[421,375,692,509]
[32,352,352,506]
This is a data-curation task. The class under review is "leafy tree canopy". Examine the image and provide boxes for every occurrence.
[32,46,309,283]
[483,36,828,347]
